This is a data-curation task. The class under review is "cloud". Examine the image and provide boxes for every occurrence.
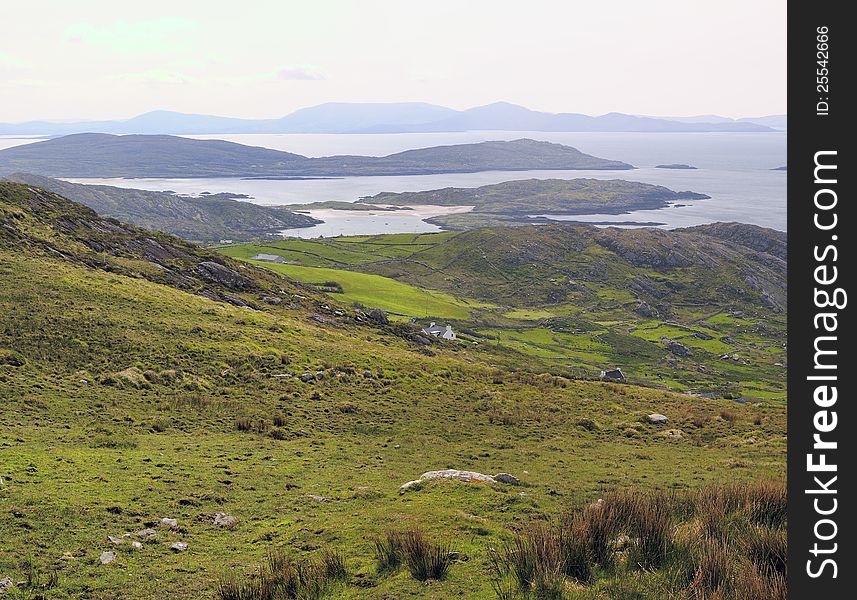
[0,51,27,68]
[276,66,325,81]
[66,18,197,54]
[119,69,192,85]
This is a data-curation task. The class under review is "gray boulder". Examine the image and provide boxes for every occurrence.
[0,577,13,593]
[421,469,494,483]
[99,551,117,565]
[399,479,424,493]
[158,517,178,528]
[400,468,520,493]
[195,261,253,291]
[663,339,692,357]
[648,414,669,424]
[213,512,237,527]
[170,542,188,552]
[494,473,521,485]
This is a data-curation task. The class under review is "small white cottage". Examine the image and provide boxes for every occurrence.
[422,322,456,340]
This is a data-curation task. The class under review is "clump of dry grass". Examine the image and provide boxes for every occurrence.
[488,481,787,599]
[372,529,404,573]
[398,526,454,581]
[217,548,347,600]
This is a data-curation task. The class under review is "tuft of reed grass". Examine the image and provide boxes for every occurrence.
[399,527,453,581]
[372,529,404,573]
[216,548,347,600]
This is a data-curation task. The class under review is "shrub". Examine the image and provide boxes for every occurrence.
[235,417,270,434]
[504,523,562,591]
[89,432,137,449]
[217,548,346,600]
[720,409,738,422]
[733,562,787,600]
[269,428,289,440]
[150,416,170,432]
[575,418,600,432]
[689,535,731,595]
[744,525,786,575]
[399,527,453,581]
[373,530,404,572]
[559,517,594,582]
[744,480,787,529]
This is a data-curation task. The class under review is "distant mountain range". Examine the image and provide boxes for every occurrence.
[0,134,632,178]
[0,102,784,135]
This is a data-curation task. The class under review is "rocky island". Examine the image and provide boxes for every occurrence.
[356,178,710,230]
[655,163,697,170]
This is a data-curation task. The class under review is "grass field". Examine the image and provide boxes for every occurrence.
[0,184,787,598]
[247,260,486,319]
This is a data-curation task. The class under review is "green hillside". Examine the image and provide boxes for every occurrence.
[223,225,786,399]
[0,184,785,599]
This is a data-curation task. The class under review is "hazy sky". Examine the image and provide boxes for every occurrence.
[0,1,786,122]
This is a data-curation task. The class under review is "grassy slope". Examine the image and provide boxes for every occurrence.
[0,185,785,598]
[223,227,786,399]
[248,261,486,319]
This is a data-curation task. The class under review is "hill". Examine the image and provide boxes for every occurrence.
[0,135,632,178]
[222,224,786,399]
[359,178,709,229]
[0,183,785,597]
[1,173,321,241]
[369,102,775,133]
[0,102,776,135]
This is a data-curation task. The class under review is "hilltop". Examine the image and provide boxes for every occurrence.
[2,173,320,241]
[0,135,632,178]
[0,183,785,597]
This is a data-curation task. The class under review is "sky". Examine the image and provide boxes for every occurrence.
[0,0,786,123]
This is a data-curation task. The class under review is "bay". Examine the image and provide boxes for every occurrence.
[54,130,784,236]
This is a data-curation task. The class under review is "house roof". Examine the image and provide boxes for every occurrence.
[251,253,284,262]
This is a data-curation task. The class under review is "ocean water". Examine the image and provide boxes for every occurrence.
[53,131,785,236]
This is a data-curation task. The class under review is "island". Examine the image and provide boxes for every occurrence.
[655,163,697,170]
[359,178,710,230]
[0,134,633,178]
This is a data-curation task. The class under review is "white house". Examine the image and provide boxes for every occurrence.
[422,322,456,340]
[599,368,625,381]
[250,253,286,263]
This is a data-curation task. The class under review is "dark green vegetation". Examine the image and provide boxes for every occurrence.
[0,183,785,598]
[356,179,709,230]
[0,135,632,178]
[223,224,786,399]
[2,173,320,242]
